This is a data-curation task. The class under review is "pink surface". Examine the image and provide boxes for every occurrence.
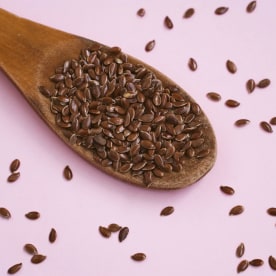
[0,1,276,275]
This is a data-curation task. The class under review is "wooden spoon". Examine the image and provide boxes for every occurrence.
[0,9,216,189]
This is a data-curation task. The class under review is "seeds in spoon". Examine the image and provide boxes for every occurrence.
[0,207,11,218]
[7,263,22,274]
[10,158,20,173]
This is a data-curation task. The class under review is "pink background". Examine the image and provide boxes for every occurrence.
[0,1,276,275]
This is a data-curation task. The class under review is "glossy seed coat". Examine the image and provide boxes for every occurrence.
[160,206,174,216]
[118,226,129,242]
[229,205,244,216]
[131,252,146,261]
[236,243,245,258]
[7,263,22,274]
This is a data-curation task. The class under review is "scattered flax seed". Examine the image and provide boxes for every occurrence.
[10,159,20,173]
[145,40,155,52]
[249,259,264,267]
[237,260,249,273]
[160,206,174,216]
[137,8,145,17]
[235,119,250,127]
[260,121,273,133]
[118,226,129,242]
[226,60,237,74]
[63,165,73,180]
[188,58,198,71]
[257,78,271,88]
[0,207,11,218]
[220,185,235,195]
[108,223,122,232]
[25,211,40,220]
[206,92,221,102]
[131,252,146,261]
[236,243,245,258]
[7,263,22,274]
[267,207,276,216]
[31,254,47,264]
[269,255,276,270]
[246,79,256,93]
[183,8,195,19]
[246,1,257,13]
[215,7,229,15]
[99,226,112,238]
[229,205,244,216]
[269,117,276,125]
[225,99,240,108]
[24,243,38,255]
[49,228,57,243]
[164,16,174,29]
[7,172,20,183]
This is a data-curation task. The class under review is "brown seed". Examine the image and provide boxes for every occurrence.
[206,92,221,102]
[246,79,256,93]
[24,243,38,255]
[7,263,22,274]
[268,255,276,270]
[226,59,237,74]
[220,185,235,195]
[137,8,145,17]
[49,228,57,243]
[131,252,146,261]
[31,254,47,264]
[249,259,264,267]
[108,223,122,232]
[188,58,197,71]
[235,119,250,127]
[25,211,40,220]
[99,226,111,238]
[236,243,245,258]
[270,117,276,125]
[267,207,276,216]
[118,226,129,242]
[237,260,249,273]
[225,99,240,108]
[257,78,271,88]
[63,165,73,180]
[10,159,20,173]
[246,1,257,13]
[0,207,11,218]
[145,40,155,52]
[260,121,273,133]
[7,172,20,183]
[160,206,174,216]
[164,16,173,29]
[183,8,195,19]
[215,6,229,15]
[229,205,244,216]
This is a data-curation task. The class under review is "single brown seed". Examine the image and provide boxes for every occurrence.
[257,78,271,88]
[137,8,145,17]
[31,254,47,264]
[145,40,155,52]
[25,211,40,220]
[99,226,111,238]
[220,185,235,195]
[235,119,250,127]
[260,121,273,133]
[226,60,237,74]
[270,117,276,125]
[268,255,276,270]
[246,1,257,13]
[0,207,11,218]
[24,243,38,255]
[229,205,244,216]
[7,263,22,274]
[164,16,173,29]
[10,159,20,173]
[246,79,256,93]
[183,8,195,18]
[237,260,249,273]
[160,206,174,216]
[225,99,240,108]
[131,252,146,261]
[188,58,197,71]
[215,6,229,15]
[236,243,245,258]
[63,165,73,180]
[249,259,264,267]
[267,207,276,216]
[108,223,122,232]
[49,228,57,243]
[7,172,20,183]
[118,226,129,242]
[206,92,221,102]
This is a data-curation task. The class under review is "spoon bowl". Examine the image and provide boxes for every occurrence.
[0,9,216,189]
